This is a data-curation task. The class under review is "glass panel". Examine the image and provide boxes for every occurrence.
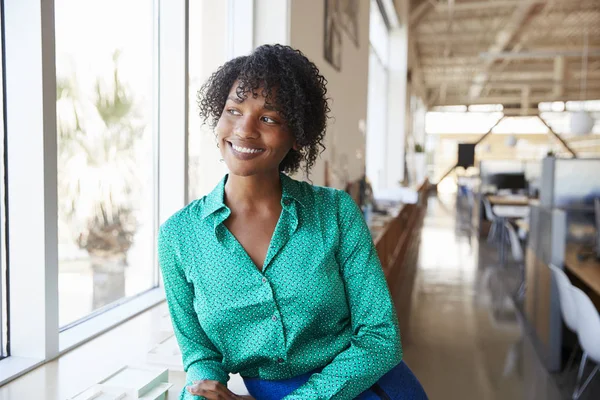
[369,0,388,65]
[366,47,388,192]
[188,0,229,201]
[55,0,156,327]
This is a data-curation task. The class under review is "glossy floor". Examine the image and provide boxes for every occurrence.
[401,195,526,400]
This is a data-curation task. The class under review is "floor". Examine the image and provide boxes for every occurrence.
[1,193,595,400]
[402,194,526,400]
[403,194,600,400]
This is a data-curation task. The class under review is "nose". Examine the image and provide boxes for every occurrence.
[234,115,259,139]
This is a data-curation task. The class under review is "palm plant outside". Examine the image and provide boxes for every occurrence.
[57,50,145,310]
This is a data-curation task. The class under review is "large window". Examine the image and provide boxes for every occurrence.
[366,0,389,192]
[55,0,157,327]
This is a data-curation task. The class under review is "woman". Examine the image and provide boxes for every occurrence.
[158,44,427,400]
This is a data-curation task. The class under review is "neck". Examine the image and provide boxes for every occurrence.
[224,170,283,209]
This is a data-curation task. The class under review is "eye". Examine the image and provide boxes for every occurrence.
[227,109,241,116]
[261,116,278,124]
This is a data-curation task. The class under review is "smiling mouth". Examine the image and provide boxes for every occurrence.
[228,141,265,154]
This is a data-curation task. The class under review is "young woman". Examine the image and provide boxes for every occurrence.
[158,44,427,400]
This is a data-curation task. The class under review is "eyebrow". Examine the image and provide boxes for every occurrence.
[227,95,278,111]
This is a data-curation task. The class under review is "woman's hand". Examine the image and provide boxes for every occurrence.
[187,380,255,400]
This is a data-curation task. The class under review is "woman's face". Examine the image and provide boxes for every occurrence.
[216,81,296,177]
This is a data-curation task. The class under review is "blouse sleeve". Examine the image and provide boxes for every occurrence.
[284,191,402,399]
[158,225,229,400]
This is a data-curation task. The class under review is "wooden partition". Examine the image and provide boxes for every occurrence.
[524,205,567,372]
[373,181,430,343]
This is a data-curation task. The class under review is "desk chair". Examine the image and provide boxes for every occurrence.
[505,221,525,299]
[483,197,500,243]
[571,286,600,399]
[505,222,523,262]
[549,264,580,384]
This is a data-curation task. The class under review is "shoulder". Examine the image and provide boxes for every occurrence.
[158,199,204,243]
[290,177,358,215]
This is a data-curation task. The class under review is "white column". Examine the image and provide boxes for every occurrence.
[5,0,59,360]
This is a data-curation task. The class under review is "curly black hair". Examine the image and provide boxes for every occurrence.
[197,44,330,176]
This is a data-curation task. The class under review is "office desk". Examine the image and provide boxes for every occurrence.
[492,205,530,219]
[564,244,600,297]
[487,195,530,207]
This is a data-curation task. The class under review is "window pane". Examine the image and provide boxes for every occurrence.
[188,0,229,201]
[55,0,156,327]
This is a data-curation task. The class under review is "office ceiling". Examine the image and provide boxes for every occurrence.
[408,0,600,109]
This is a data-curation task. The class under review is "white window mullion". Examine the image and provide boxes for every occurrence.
[158,0,188,227]
[4,0,59,361]
[229,0,254,58]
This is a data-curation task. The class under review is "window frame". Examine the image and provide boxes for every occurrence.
[0,0,189,385]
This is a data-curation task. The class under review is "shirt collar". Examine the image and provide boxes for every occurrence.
[200,173,305,221]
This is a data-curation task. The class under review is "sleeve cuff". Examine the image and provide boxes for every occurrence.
[179,363,229,400]
[185,361,229,386]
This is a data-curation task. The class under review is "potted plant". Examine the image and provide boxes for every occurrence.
[412,143,427,185]
[57,51,145,310]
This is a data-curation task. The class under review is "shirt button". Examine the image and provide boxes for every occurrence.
[272,315,278,322]
[262,277,267,283]
[283,199,291,206]
[277,358,284,363]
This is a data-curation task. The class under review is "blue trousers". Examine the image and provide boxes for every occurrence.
[242,361,428,400]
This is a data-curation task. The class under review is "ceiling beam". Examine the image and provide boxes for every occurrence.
[424,79,600,90]
[480,50,600,60]
[409,0,433,28]
[431,0,567,12]
[537,115,578,158]
[424,70,600,85]
[433,90,600,106]
[468,0,541,100]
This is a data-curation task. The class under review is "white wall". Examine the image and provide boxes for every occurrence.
[288,0,371,188]
[254,1,411,189]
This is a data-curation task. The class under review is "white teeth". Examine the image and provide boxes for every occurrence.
[232,143,262,154]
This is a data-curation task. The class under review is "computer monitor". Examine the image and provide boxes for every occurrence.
[489,173,527,192]
[595,198,600,259]
[457,143,475,168]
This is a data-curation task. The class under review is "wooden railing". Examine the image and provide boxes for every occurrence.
[374,181,430,344]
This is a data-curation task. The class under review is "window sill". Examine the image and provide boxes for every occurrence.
[0,356,44,386]
[0,288,165,387]
[59,288,165,353]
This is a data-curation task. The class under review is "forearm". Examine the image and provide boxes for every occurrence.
[283,331,402,399]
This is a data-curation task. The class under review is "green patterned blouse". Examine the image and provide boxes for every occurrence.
[158,173,402,400]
